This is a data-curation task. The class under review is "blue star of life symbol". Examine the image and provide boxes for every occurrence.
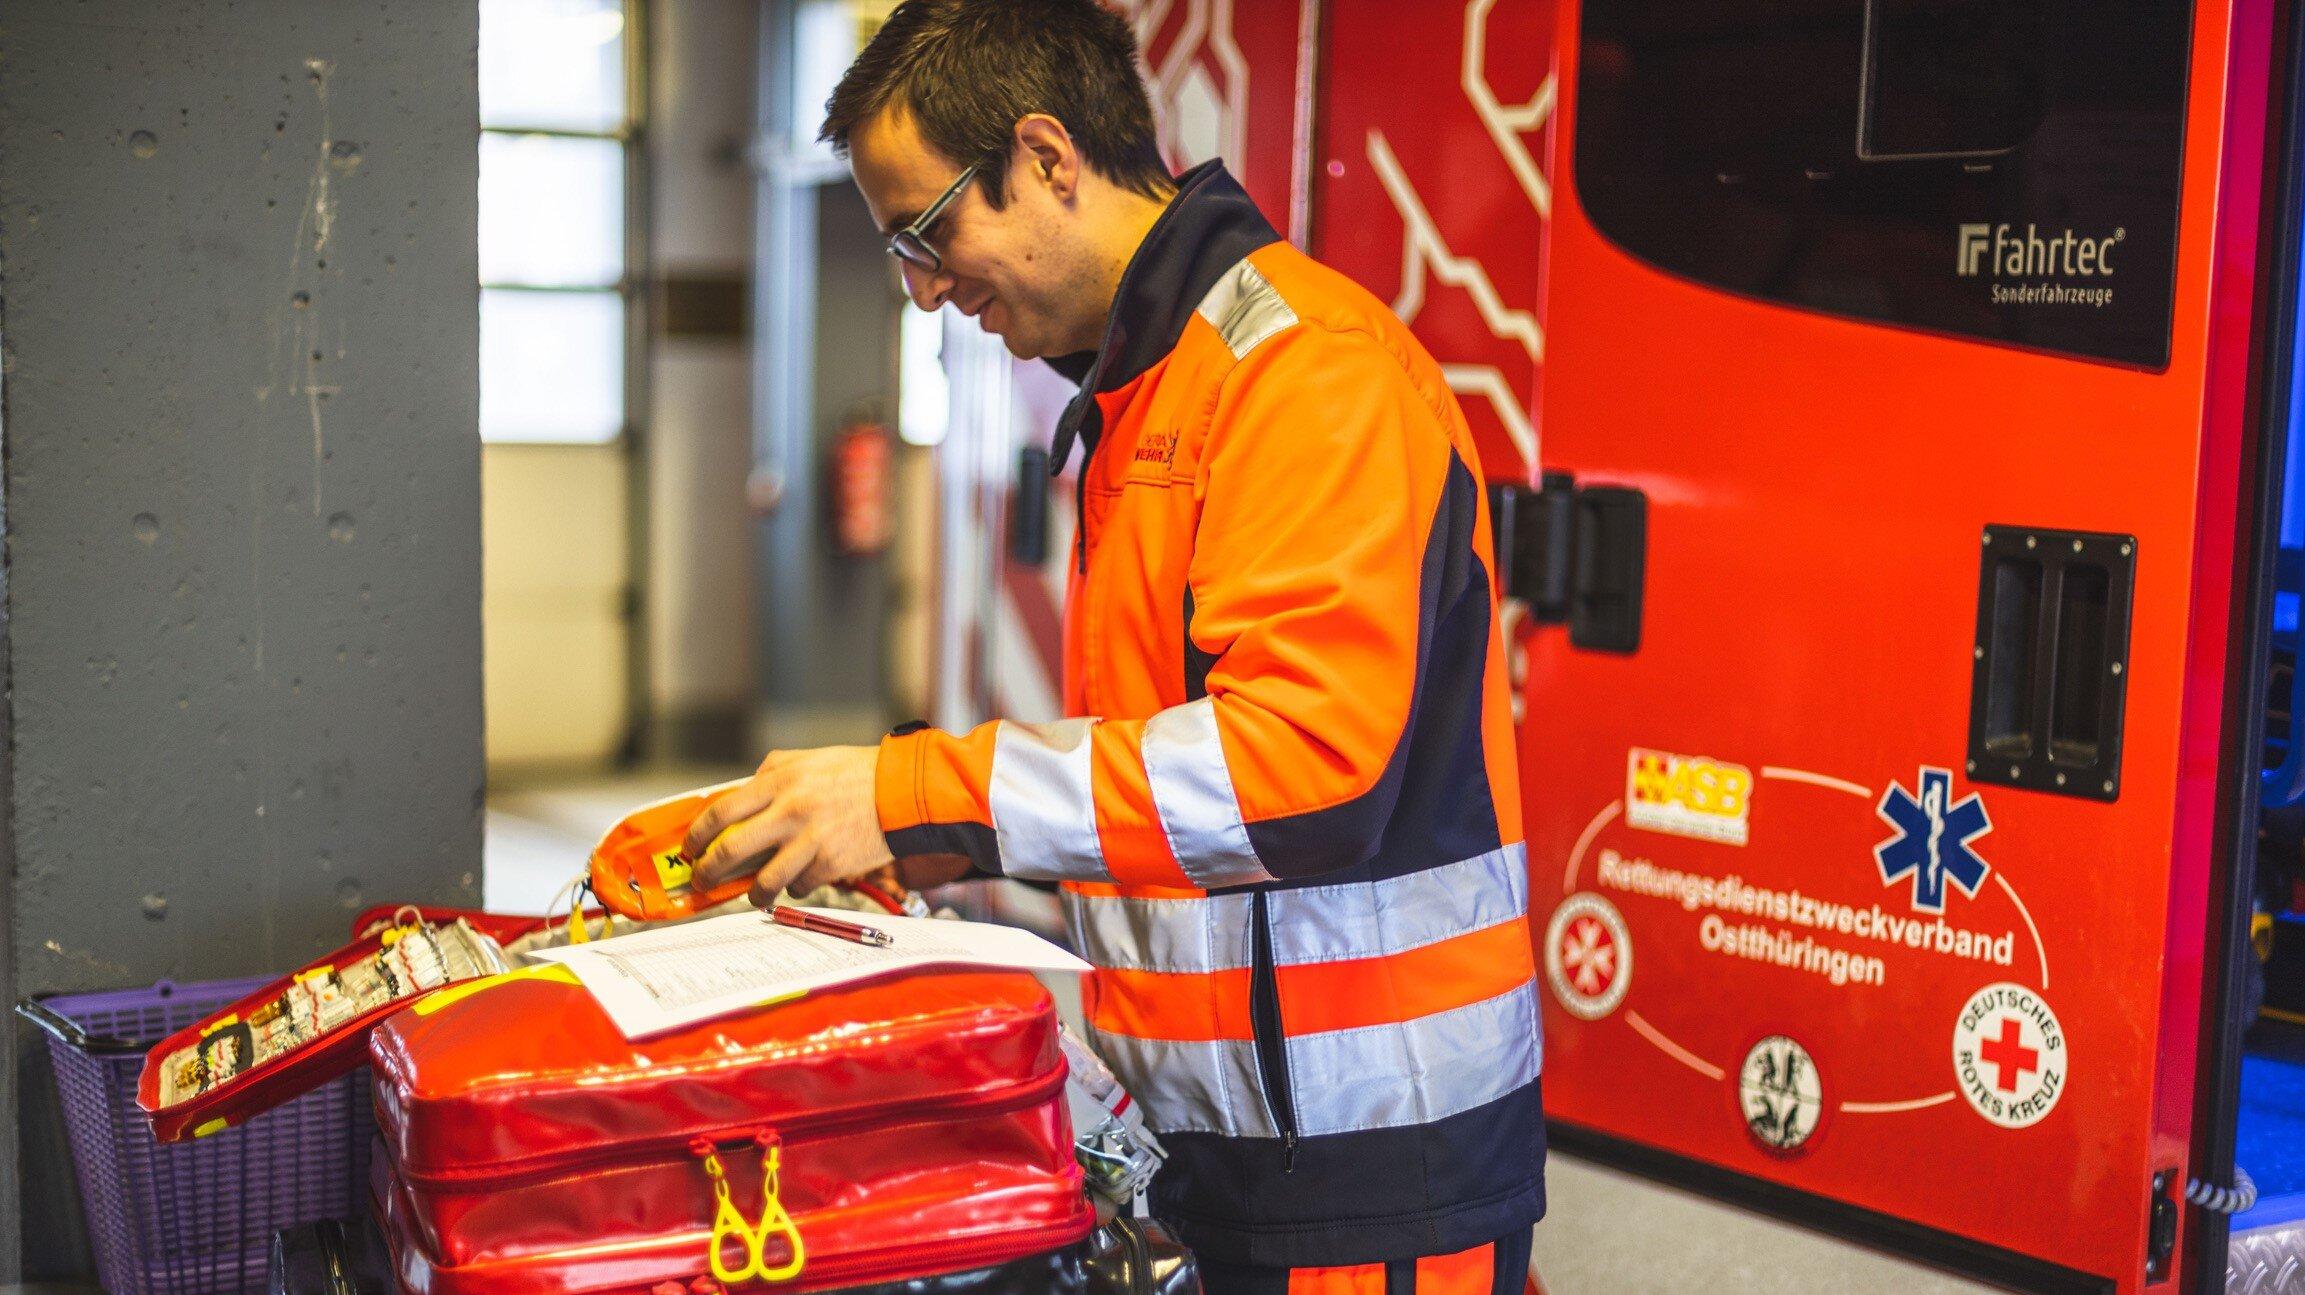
[1873,766,1992,913]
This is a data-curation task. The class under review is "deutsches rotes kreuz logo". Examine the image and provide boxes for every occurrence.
[1874,766,1992,914]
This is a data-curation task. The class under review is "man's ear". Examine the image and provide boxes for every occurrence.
[1013,113,1081,200]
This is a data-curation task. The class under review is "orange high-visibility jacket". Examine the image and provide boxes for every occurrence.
[877,163,1543,1268]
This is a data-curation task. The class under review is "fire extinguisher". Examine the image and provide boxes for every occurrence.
[829,413,894,556]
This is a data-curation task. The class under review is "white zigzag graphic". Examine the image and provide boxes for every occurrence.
[1467,0,1555,218]
[1126,0,1248,172]
[1366,130,1541,470]
[1362,0,1555,471]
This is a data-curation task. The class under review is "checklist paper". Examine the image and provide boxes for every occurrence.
[527,907,1091,1039]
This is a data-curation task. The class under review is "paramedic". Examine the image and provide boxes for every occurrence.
[685,2,1544,1290]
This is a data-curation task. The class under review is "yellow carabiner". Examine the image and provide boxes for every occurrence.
[568,884,592,944]
[700,1140,805,1287]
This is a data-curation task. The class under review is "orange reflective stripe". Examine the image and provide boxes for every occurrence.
[1090,917,1533,1042]
[1276,917,1535,1036]
[1088,966,1255,1041]
[1090,721,1196,888]
[1286,1263,1388,1295]
[1060,880,1207,900]
[1413,1242,1497,1295]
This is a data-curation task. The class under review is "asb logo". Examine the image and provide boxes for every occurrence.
[1545,893,1633,1021]
[1626,748,1753,846]
[1953,982,2067,1129]
[1874,766,1992,913]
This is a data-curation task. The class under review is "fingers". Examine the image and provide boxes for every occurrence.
[682,766,786,861]
[692,804,800,890]
[785,851,853,898]
[748,833,820,909]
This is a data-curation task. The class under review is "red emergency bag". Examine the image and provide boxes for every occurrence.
[366,964,1095,1295]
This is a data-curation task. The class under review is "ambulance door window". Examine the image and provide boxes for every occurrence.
[1573,0,2192,367]
[1858,0,2048,160]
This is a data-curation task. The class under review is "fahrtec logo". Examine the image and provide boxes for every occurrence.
[1957,224,1989,275]
[1957,222,2124,278]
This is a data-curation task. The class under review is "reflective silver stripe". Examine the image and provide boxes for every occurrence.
[1268,843,1529,966]
[1088,1027,1278,1138]
[989,719,1109,882]
[1142,698,1273,888]
[1062,889,1254,974]
[1060,843,1526,974]
[1194,258,1298,360]
[1093,981,1541,1139]
[1285,981,1542,1136]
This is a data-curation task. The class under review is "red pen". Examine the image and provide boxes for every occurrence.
[769,905,894,948]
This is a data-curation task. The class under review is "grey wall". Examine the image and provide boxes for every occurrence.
[0,0,484,1278]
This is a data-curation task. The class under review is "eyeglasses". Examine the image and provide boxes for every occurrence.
[886,164,978,275]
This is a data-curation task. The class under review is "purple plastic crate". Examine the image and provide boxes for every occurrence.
[22,977,375,1295]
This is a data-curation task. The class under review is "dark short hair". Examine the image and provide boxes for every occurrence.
[819,0,1173,209]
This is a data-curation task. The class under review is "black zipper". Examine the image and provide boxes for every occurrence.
[1248,890,1301,1171]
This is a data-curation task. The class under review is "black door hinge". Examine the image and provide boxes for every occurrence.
[1490,471,1647,653]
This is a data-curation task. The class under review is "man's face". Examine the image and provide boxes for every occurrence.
[848,109,1094,359]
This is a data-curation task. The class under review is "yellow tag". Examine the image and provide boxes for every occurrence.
[409,963,581,1016]
[651,848,695,893]
[380,928,402,947]
[297,967,333,985]
[192,1118,230,1139]
[201,1014,239,1037]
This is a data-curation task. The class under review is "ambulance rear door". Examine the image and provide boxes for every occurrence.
[1490,0,2282,1290]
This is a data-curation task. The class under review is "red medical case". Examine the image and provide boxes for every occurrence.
[366,964,1096,1295]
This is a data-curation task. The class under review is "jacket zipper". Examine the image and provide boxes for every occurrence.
[1248,891,1301,1171]
[1075,452,1092,573]
[397,1065,1069,1189]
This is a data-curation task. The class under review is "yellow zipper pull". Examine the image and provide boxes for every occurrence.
[699,1142,756,1286]
[749,1138,806,1282]
[694,1135,804,1286]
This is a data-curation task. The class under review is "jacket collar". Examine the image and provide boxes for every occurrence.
[1048,161,1281,474]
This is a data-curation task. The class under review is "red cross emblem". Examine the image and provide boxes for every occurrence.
[1977,1016,2039,1093]
[1559,916,1618,996]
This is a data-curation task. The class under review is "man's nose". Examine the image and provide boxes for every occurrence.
[897,258,955,311]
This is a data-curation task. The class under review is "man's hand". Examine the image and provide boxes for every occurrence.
[684,746,896,907]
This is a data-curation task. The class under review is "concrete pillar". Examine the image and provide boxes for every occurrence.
[0,1,484,1278]
[647,0,759,763]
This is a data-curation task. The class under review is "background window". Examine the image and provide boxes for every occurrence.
[480,0,632,444]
